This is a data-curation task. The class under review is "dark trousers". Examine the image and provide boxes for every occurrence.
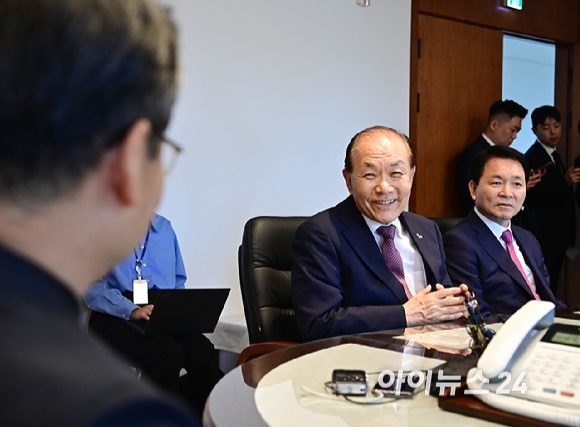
[89,310,223,416]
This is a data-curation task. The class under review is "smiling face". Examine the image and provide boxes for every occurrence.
[533,117,561,147]
[470,157,526,228]
[343,130,415,225]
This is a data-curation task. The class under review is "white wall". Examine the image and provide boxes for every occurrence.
[503,35,555,155]
[155,0,412,316]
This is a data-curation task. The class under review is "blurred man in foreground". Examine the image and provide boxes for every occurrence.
[0,0,198,425]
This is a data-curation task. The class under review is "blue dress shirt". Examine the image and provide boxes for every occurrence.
[85,214,187,320]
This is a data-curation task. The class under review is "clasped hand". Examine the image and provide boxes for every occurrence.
[403,284,470,327]
[131,304,154,321]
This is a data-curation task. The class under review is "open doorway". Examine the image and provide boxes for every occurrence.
[502,35,556,155]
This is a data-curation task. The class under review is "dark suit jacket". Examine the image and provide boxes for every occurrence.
[291,196,452,342]
[524,141,575,251]
[443,210,563,317]
[0,244,197,427]
[457,135,490,216]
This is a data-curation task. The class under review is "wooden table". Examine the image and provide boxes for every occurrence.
[204,314,580,427]
[202,322,476,427]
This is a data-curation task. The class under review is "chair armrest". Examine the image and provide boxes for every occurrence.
[235,341,298,366]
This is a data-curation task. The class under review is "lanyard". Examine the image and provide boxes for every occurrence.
[134,226,151,280]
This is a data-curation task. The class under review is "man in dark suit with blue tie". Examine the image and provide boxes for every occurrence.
[444,146,563,318]
[292,126,470,342]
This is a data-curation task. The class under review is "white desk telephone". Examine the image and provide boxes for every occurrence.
[467,300,580,426]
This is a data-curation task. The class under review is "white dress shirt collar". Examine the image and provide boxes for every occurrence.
[362,215,403,238]
[537,139,556,156]
[473,207,536,291]
[474,207,511,241]
[361,213,427,296]
[481,133,495,146]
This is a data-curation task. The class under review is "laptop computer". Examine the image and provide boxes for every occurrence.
[127,288,230,336]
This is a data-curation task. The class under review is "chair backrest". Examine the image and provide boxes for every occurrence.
[428,217,463,236]
[238,216,307,344]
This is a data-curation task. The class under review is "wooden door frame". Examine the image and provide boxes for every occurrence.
[409,0,420,212]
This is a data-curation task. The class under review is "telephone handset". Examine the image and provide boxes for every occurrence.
[467,301,580,425]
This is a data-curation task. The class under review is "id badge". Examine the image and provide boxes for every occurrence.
[133,280,149,305]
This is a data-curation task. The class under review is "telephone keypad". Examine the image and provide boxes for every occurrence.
[522,344,579,404]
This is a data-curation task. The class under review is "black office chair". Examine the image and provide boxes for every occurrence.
[237,216,307,364]
[429,217,462,236]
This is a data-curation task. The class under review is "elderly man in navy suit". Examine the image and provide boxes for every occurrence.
[444,146,563,318]
[292,126,470,342]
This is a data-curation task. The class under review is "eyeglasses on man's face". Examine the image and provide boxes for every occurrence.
[157,135,183,175]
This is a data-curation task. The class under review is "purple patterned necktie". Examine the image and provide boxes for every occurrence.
[501,230,540,300]
[377,225,413,299]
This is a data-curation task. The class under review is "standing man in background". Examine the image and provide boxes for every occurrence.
[525,106,580,294]
[0,0,199,425]
[457,100,530,216]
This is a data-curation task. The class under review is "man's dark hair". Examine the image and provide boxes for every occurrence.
[344,126,416,173]
[0,0,178,206]
[488,100,528,123]
[471,145,530,185]
[531,106,561,128]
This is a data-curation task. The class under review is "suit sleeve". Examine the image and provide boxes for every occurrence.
[443,230,491,317]
[526,164,561,202]
[523,231,567,309]
[533,246,566,309]
[291,220,406,342]
[432,220,453,287]
[84,276,139,320]
[525,148,562,204]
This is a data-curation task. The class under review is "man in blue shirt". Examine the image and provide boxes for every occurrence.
[86,214,223,415]
[86,214,187,320]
